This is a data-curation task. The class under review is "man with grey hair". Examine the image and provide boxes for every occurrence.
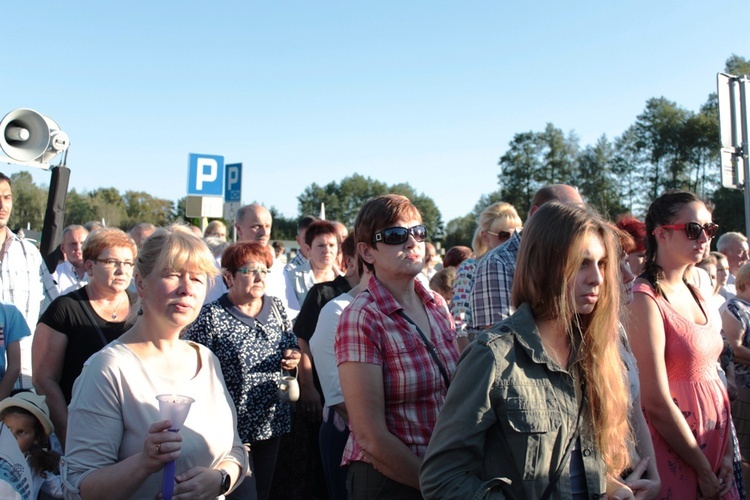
[53,225,89,294]
[718,231,749,299]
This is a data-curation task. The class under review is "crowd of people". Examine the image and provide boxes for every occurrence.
[1,166,750,499]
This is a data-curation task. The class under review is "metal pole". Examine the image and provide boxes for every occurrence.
[741,77,750,237]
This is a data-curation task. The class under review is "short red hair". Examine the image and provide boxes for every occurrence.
[616,216,646,253]
[222,242,273,274]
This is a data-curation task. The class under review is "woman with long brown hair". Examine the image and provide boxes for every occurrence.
[421,202,633,499]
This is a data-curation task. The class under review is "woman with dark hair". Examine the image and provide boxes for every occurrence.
[335,194,459,498]
[184,241,301,500]
[421,202,634,499]
[626,191,738,499]
[62,225,247,499]
[33,228,138,446]
[441,245,472,269]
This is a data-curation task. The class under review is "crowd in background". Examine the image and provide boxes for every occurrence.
[2,167,750,499]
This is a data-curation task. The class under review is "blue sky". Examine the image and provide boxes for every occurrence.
[1,2,747,226]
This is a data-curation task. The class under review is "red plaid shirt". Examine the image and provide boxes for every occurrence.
[335,276,459,464]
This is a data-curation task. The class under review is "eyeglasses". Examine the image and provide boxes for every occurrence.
[485,230,512,240]
[372,225,427,245]
[237,266,269,276]
[95,258,135,270]
[660,222,719,240]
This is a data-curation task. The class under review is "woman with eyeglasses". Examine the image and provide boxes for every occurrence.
[335,194,460,499]
[32,227,138,447]
[449,201,521,345]
[184,241,301,500]
[625,191,739,499]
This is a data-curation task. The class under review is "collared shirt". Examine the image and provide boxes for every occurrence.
[53,261,88,295]
[184,294,298,443]
[284,252,307,273]
[420,303,606,499]
[468,230,521,331]
[0,229,58,388]
[335,276,459,464]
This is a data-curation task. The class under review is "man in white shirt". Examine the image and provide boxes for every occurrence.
[53,225,89,294]
[0,172,58,388]
[718,231,749,299]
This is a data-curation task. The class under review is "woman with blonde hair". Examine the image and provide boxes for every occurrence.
[62,225,247,499]
[450,201,522,344]
[421,202,633,499]
[626,191,737,499]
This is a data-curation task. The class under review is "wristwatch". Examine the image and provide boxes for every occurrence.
[219,468,231,495]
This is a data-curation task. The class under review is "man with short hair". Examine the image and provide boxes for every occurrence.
[0,172,58,388]
[53,225,89,294]
[285,215,319,272]
[718,231,749,299]
[230,203,290,312]
[128,222,156,248]
[468,184,584,338]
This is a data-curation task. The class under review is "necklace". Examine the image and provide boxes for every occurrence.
[111,293,125,320]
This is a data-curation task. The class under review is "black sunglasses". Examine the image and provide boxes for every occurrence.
[660,222,719,240]
[372,225,427,245]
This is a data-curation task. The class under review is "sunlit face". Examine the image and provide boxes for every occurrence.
[620,253,635,305]
[0,180,12,230]
[206,226,226,240]
[570,232,606,315]
[85,246,135,292]
[307,233,338,272]
[716,258,729,287]
[361,218,425,280]
[236,207,272,246]
[659,202,713,265]
[3,413,39,455]
[725,239,749,275]
[139,266,208,329]
[229,259,267,301]
[697,262,717,289]
[626,251,646,276]
[62,228,88,268]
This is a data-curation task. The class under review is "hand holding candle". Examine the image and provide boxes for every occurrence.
[156,394,194,500]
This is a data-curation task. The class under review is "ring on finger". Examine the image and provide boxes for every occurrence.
[156,443,161,454]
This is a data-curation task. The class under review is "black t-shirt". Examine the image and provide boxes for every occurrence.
[293,275,352,403]
[39,286,137,403]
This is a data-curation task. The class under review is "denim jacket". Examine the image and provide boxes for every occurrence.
[420,303,607,499]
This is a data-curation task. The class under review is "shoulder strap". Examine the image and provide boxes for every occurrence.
[72,288,109,347]
[397,310,450,389]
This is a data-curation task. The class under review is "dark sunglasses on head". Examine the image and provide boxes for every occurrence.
[372,225,427,245]
[486,230,512,240]
[660,222,719,240]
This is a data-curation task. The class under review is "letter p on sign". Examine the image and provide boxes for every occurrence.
[187,153,224,196]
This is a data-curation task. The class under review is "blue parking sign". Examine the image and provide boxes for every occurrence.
[225,163,242,202]
[187,153,224,196]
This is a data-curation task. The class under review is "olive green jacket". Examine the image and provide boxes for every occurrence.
[420,303,607,499]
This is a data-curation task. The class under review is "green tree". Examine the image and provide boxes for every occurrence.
[8,171,46,231]
[89,188,127,229]
[122,190,174,228]
[64,188,97,225]
[268,207,297,241]
[538,124,578,186]
[443,214,475,249]
[725,54,750,75]
[575,135,627,219]
[498,131,541,214]
[297,175,444,240]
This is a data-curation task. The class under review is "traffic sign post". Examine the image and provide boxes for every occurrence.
[717,73,750,236]
[186,154,225,223]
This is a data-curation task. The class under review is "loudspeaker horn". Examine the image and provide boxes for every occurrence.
[0,108,69,162]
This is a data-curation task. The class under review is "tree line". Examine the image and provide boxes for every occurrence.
[7,54,748,249]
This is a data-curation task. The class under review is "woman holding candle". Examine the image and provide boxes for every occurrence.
[61,225,247,499]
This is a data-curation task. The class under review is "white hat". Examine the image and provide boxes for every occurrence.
[0,391,54,437]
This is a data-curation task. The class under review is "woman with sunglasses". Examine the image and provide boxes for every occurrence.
[32,228,138,448]
[184,241,301,500]
[449,201,521,344]
[626,191,738,499]
[335,194,460,499]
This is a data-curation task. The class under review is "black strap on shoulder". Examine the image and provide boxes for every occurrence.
[72,288,109,347]
[397,310,450,389]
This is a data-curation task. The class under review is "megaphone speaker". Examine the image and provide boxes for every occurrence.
[0,109,69,162]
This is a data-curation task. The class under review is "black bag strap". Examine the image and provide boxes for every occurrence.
[539,383,585,500]
[73,288,109,348]
[397,310,450,389]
